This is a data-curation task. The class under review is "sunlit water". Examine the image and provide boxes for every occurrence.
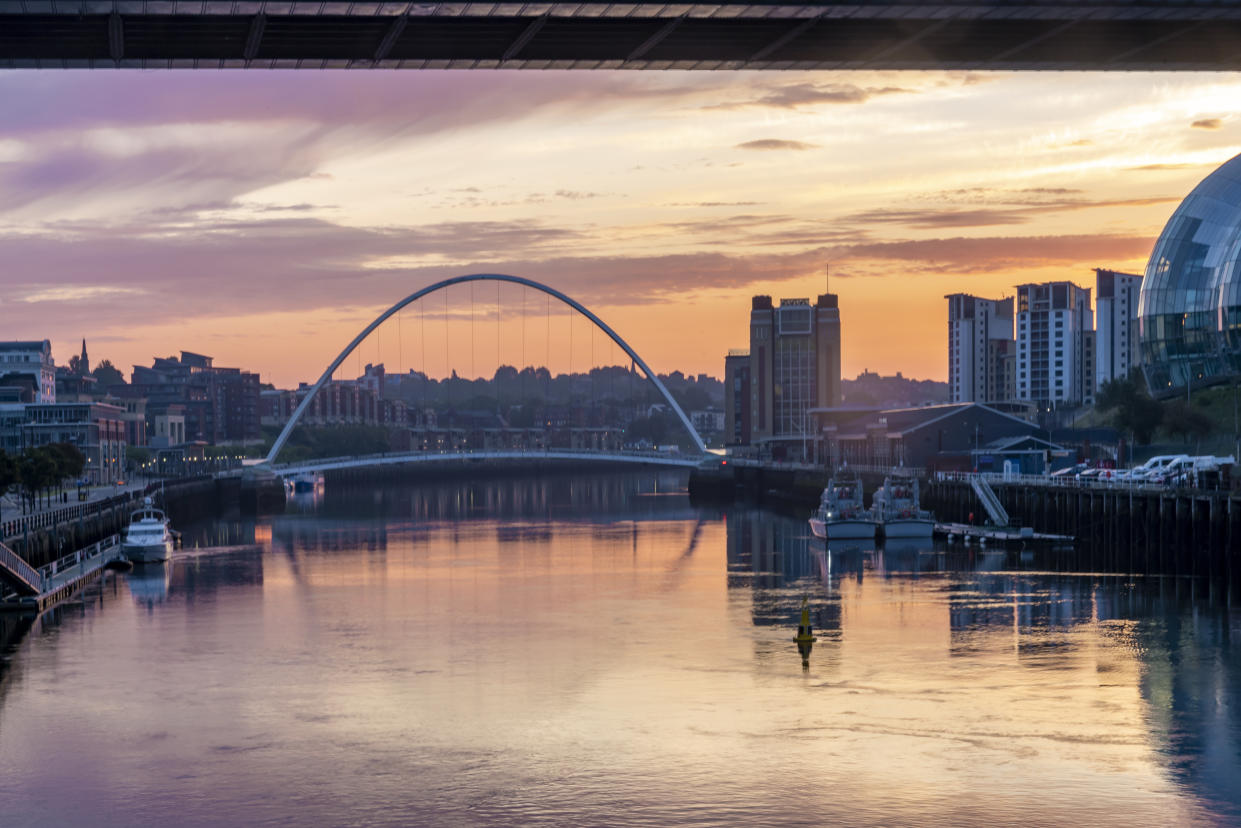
[1,471,1238,826]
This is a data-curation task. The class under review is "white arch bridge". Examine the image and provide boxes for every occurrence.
[264,273,709,475]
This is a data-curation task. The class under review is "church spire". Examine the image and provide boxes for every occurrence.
[80,338,90,375]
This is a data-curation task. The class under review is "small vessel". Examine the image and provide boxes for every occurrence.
[871,472,935,539]
[809,475,879,540]
[287,471,323,494]
[121,497,175,563]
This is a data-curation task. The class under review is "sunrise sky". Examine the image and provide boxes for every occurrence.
[2,69,1238,388]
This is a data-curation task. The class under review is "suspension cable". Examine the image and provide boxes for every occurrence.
[444,288,451,409]
[545,293,551,404]
[470,281,476,383]
[521,286,526,411]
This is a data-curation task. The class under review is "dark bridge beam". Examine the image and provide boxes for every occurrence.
[373,15,407,62]
[108,11,124,62]
[7,3,1241,70]
[243,13,265,62]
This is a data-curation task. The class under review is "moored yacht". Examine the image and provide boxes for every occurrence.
[121,497,175,563]
[870,472,935,539]
[809,475,879,540]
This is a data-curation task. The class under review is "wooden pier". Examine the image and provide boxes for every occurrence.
[0,535,124,614]
[934,522,1074,547]
[925,475,1241,577]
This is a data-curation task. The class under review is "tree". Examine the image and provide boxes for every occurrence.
[126,446,152,479]
[67,354,83,375]
[1096,371,1164,445]
[626,411,676,446]
[0,449,18,523]
[46,442,86,488]
[17,449,55,511]
[93,359,125,388]
[1162,399,1214,444]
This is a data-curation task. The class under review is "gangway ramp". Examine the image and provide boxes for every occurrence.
[0,542,42,597]
[970,476,1011,527]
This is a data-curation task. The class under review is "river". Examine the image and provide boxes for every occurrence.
[1,470,1238,826]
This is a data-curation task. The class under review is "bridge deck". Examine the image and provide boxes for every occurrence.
[273,448,705,475]
[5,3,1241,70]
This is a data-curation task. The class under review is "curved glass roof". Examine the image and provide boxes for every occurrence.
[1139,152,1241,392]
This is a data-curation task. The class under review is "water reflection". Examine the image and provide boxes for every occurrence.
[127,563,171,608]
[0,474,1236,827]
[724,507,1241,822]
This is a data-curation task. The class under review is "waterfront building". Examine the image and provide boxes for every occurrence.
[130,351,260,444]
[1140,151,1241,395]
[723,349,751,447]
[945,293,1015,404]
[261,380,407,430]
[811,402,1048,472]
[0,400,126,484]
[1015,282,1095,409]
[689,407,725,444]
[0,340,56,404]
[109,392,148,448]
[54,366,99,401]
[1094,268,1143,391]
[151,405,186,448]
[747,293,842,460]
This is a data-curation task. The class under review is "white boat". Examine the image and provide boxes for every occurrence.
[809,475,879,540]
[121,497,175,563]
[870,473,935,539]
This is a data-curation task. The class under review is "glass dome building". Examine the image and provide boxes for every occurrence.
[1140,152,1241,395]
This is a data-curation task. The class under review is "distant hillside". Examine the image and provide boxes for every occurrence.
[842,370,950,409]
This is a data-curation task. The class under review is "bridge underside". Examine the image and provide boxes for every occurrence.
[6,2,1241,70]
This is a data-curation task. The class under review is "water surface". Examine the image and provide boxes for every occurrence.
[1,472,1237,826]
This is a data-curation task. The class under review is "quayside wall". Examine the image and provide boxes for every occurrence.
[322,458,693,488]
[923,478,1240,576]
[2,477,250,570]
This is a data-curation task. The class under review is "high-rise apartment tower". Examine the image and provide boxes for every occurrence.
[1016,282,1095,408]
[748,294,841,454]
[946,293,1015,403]
[1094,268,1142,390]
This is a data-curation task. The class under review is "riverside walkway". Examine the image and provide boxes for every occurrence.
[1,482,149,544]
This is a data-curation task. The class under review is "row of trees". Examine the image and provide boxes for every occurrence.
[0,444,87,521]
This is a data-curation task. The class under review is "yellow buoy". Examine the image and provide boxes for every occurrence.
[794,597,815,670]
[794,597,816,643]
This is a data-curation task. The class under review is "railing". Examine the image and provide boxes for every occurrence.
[2,476,213,542]
[38,535,120,583]
[934,470,1235,496]
[1,492,133,541]
[0,540,42,596]
[271,447,705,472]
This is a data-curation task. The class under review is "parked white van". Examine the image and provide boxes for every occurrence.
[1121,455,1190,482]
